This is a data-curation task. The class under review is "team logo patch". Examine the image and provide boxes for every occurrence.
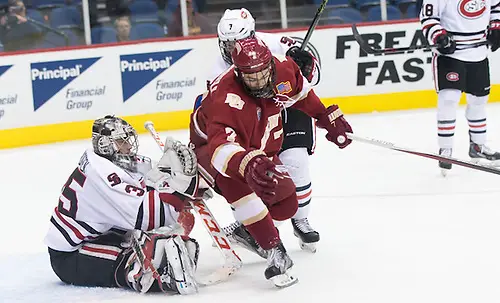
[458,0,486,19]
[276,81,292,94]
[446,72,460,82]
[256,107,262,121]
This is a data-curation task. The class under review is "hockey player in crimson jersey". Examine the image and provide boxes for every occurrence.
[420,0,500,175]
[45,115,201,295]
[189,36,353,287]
[211,8,322,253]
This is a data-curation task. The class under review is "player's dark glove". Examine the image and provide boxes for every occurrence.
[243,154,282,202]
[316,105,353,149]
[434,30,456,55]
[286,46,314,79]
[488,21,500,52]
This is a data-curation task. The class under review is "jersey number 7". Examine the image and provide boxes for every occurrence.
[58,168,87,218]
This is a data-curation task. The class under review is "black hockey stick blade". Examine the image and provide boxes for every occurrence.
[351,23,379,54]
[300,0,329,51]
[351,23,488,55]
[348,133,500,176]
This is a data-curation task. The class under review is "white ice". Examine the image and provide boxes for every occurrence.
[2,104,500,303]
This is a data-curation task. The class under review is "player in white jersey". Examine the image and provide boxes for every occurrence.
[201,8,321,253]
[420,0,500,175]
[45,115,201,295]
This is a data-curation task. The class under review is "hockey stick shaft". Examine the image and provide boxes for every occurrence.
[144,121,242,285]
[300,0,328,51]
[347,133,500,175]
[351,23,488,54]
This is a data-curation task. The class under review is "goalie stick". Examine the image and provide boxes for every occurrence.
[351,23,488,55]
[144,121,242,286]
[347,133,500,176]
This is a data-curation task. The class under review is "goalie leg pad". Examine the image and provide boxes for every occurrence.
[161,236,199,295]
[116,231,199,295]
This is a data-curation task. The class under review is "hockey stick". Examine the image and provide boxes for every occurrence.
[347,133,500,175]
[351,23,489,54]
[300,0,328,51]
[144,121,242,286]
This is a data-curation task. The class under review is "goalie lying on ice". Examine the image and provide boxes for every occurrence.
[44,115,201,295]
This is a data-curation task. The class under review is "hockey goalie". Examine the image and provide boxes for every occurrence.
[44,115,202,295]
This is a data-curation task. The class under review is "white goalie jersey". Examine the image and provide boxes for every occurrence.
[211,31,321,85]
[420,0,500,62]
[44,150,180,252]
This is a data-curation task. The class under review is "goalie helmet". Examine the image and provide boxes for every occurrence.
[92,115,139,172]
[232,36,275,98]
[217,8,255,66]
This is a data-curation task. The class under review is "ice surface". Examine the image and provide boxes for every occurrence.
[2,105,500,303]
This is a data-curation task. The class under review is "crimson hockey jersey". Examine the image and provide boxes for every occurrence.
[420,0,500,61]
[44,150,180,252]
[210,31,320,85]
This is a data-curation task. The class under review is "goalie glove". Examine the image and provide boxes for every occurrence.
[146,137,199,200]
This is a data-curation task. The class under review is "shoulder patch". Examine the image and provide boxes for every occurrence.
[276,81,292,94]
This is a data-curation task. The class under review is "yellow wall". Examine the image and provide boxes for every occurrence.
[2,86,500,149]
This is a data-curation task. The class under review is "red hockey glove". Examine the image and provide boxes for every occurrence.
[488,21,500,52]
[317,105,353,149]
[243,155,283,202]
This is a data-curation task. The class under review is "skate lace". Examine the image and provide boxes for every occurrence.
[479,144,495,155]
[439,148,452,157]
[294,218,315,233]
[267,245,286,268]
[222,221,240,236]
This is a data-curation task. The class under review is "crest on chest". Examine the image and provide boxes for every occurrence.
[457,0,486,19]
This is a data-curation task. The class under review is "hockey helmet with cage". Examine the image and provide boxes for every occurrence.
[92,115,139,172]
[232,36,275,98]
[217,8,255,66]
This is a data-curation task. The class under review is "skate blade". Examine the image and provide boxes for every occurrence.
[440,168,448,177]
[299,239,317,253]
[269,271,299,288]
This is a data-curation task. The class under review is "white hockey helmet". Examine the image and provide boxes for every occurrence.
[217,8,256,65]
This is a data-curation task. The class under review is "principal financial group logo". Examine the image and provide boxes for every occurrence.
[120,49,192,102]
[31,58,101,111]
[0,65,12,77]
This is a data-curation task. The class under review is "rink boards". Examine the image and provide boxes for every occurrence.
[1,19,499,148]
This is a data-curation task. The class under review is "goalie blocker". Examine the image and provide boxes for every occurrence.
[45,115,201,295]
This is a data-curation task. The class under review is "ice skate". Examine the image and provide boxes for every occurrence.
[264,242,298,288]
[222,221,268,259]
[291,218,319,253]
[438,148,452,177]
[469,142,500,165]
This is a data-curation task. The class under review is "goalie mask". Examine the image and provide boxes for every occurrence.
[92,115,139,172]
[217,8,255,66]
[232,36,275,99]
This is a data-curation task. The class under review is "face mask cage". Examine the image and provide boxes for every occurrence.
[237,60,276,99]
[219,39,236,66]
[92,117,139,172]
